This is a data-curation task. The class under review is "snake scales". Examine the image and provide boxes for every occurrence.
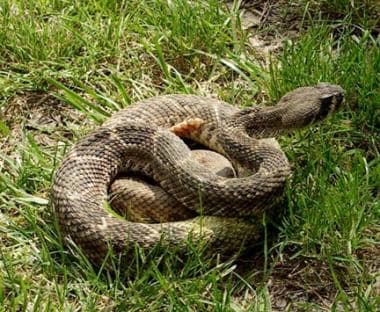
[52,83,344,265]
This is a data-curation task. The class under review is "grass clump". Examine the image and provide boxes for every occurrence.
[304,0,380,30]
[0,0,246,101]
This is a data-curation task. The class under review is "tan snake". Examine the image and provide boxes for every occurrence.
[52,83,344,265]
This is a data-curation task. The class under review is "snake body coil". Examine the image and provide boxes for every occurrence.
[52,83,344,264]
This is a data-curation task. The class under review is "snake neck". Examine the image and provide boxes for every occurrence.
[229,106,289,139]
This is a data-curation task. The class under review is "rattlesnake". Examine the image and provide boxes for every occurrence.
[52,83,344,265]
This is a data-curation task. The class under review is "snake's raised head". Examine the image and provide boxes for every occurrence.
[278,82,345,129]
[230,83,345,138]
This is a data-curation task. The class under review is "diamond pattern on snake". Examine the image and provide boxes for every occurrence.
[52,83,344,265]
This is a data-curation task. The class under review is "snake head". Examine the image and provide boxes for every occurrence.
[229,83,345,138]
[279,82,345,129]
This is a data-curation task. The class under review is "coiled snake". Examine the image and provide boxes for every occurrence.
[52,83,344,264]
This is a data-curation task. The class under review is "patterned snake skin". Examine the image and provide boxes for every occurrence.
[109,149,236,223]
[52,83,344,264]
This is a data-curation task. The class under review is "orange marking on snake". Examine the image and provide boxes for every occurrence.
[170,118,205,137]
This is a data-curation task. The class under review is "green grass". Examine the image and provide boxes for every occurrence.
[1,0,379,310]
